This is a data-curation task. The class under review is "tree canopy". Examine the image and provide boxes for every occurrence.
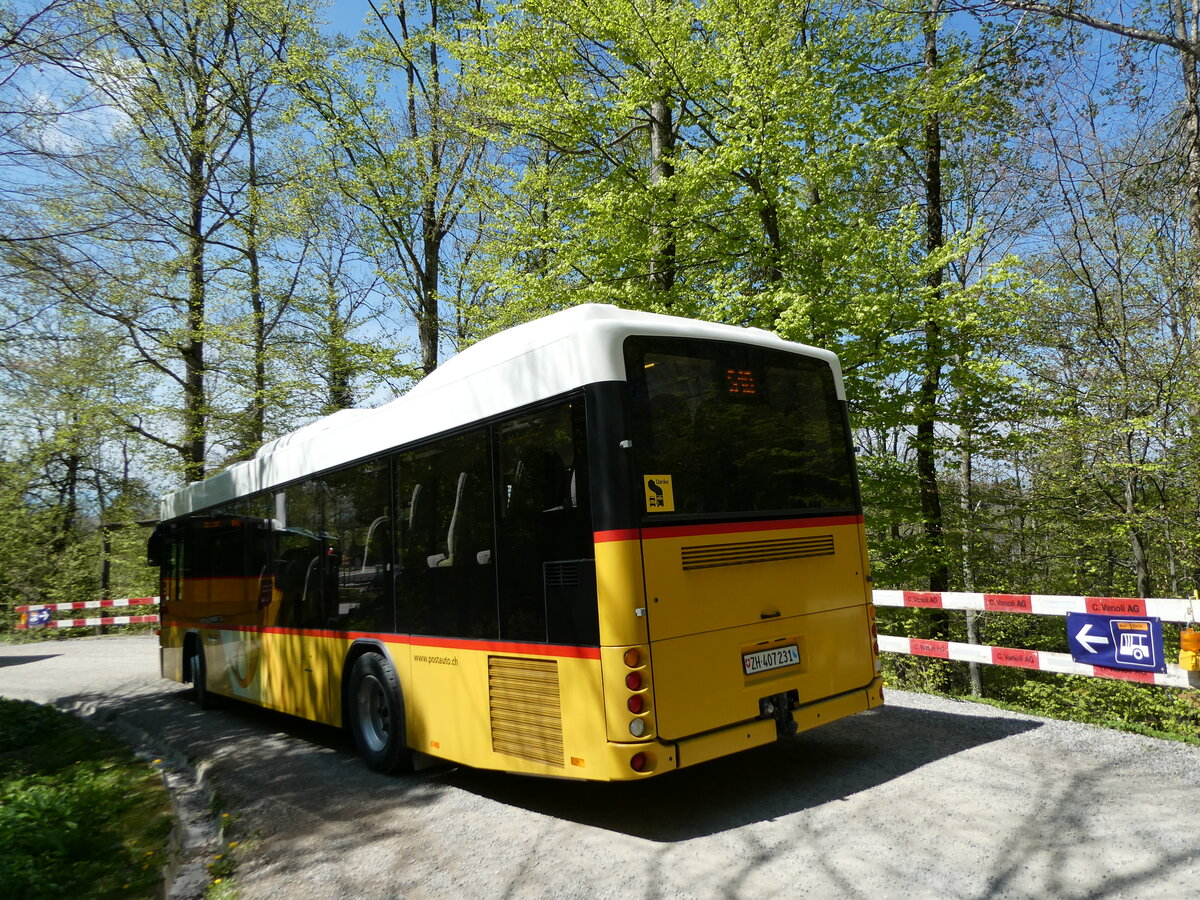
[2,0,1198,718]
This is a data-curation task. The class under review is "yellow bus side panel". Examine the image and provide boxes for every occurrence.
[406,645,613,777]
[594,538,649,647]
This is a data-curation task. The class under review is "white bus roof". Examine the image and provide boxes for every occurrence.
[159,304,842,519]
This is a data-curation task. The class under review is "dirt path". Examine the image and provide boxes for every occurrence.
[3,635,1197,898]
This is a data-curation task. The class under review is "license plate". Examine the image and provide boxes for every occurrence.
[743,644,800,675]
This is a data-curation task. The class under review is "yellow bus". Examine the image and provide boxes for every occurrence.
[148,305,882,780]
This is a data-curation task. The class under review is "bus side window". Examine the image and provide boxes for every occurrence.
[322,460,394,633]
[274,482,325,629]
[397,429,495,639]
[496,400,595,644]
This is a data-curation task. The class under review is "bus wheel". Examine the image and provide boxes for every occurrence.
[189,640,215,710]
[348,653,413,774]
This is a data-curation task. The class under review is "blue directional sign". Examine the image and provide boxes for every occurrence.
[28,608,51,628]
[1066,613,1165,673]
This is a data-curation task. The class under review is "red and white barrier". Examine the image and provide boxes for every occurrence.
[16,597,160,630]
[877,634,1197,689]
[23,614,161,629]
[873,590,1200,688]
[15,597,160,613]
[872,590,1196,623]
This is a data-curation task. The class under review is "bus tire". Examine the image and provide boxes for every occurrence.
[348,652,413,774]
[189,639,215,710]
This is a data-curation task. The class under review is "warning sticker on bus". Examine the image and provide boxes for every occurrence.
[743,644,800,675]
[644,475,675,512]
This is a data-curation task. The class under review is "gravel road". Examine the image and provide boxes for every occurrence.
[2,634,1197,899]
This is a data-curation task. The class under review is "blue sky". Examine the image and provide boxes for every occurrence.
[322,0,377,36]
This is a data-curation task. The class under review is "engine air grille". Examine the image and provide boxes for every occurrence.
[681,534,835,571]
[545,560,581,588]
[488,656,564,767]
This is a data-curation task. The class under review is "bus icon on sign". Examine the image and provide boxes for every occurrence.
[1119,630,1149,661]
[1113,620,1156,667]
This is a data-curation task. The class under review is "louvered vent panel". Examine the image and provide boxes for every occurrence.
[488,656,564,767]
[680,534,835,571]
[544,560,580,588]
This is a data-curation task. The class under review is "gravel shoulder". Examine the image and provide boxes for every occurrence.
[3,635,1198,898]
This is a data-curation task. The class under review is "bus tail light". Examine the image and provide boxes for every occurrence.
[867,604,881,673]
[621,644,652,739]
[630,751,650,772]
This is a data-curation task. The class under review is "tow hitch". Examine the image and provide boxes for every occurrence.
[759,690,800,738]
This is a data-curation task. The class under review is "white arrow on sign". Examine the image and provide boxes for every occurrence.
[1075,623,1110,654]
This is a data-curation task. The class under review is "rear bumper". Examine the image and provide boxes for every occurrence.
[674,675,883,769]
[599,676,883,780]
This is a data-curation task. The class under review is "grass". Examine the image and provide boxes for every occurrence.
[0,699,174,899]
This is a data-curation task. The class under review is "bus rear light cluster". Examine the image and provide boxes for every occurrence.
[868,604,881,674]
[623,645,651,738]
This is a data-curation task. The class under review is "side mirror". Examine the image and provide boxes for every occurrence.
[146,522,177,567]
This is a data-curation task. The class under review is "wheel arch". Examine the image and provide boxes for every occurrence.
[340,639,401,730]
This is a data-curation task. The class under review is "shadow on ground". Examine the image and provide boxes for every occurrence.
[0,653,63,668]
[443,704,1042,841]
[54,680,1040,844]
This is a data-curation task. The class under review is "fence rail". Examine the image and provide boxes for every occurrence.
[872,589,1197,623]
[874,589,1200,689]
[15,597,160,630]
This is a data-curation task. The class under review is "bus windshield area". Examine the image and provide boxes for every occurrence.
[624,336,857,520]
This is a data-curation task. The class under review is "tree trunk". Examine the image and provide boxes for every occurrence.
[648,94,676,296]
[1173,0,1200,245]
[184,143,207,483]
[919,2,950,594]
[1125,474,1152,597]
[961,428,983,696]
[245,113,266,453]
[419,200,441,376]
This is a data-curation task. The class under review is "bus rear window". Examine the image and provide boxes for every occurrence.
[624,337,857,519]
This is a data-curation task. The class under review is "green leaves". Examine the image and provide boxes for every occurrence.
[0,701,172,898]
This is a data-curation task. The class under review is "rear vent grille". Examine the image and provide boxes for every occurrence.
[681,534,835,571]
[545,560,581,588]
[488,656,564,767]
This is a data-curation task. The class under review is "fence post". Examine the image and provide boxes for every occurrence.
[964,609,982,697]
[97,524,114,636]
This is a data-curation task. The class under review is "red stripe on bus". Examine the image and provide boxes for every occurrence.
[593,528,641,542]
[596,515,863,543]
[405,635,601,659]
[200,624,601,660]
